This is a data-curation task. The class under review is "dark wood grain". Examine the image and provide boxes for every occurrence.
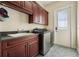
[28,36,39,57]
[1,35,39,57]
[1,1,48,25]
[3,43,26,57]
[1,1,33,15]
[29,2,48,25]
[0,42,1,57]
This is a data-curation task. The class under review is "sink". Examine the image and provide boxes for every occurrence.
[8,33,35,37]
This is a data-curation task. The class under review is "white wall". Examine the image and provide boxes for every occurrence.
[45,1,77,48]
[77,1,79,52]
[0,5,46,31]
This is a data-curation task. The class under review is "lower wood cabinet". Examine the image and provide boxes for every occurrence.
[0,50,1,57]
[0,35,39,57]
[3,43,26,57]
[28,40,39,57]
[0,43,1,57]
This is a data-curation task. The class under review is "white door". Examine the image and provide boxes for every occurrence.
[54,7,71,47]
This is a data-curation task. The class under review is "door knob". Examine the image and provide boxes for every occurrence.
[55,27,57,30]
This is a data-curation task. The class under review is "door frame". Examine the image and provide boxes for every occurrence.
[53,6,71,47]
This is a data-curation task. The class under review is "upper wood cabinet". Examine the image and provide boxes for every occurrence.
[29,2,48,25]
[7,1,20,6]
[31,2,39,23]
[24,1,33,13]
[39,7,44,24]
[1,1,48,25]
[1,1,33,14]
[42,10,48,25]
[38,6,48,25]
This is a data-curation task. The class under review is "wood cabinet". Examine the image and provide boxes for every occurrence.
[28,41,38,57]
[29,2,48,25]
[0,42,1,57]
[38,6,48,25]
[24,1,33,13]
[0,49,1,57]
[39,7,44,24]
[29,2,39,23]
[8,1,21,7]
[1,1,33,14]
[29,3,41,24]
[42,10,48,25]
[0,35,39,57]
[1,1,48,25]
[28,37,39,57]
[3,43,26,57]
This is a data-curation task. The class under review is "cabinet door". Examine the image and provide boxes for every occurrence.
[8,1,20,7]
[29,2,48,25]
[24,1,32,13]
[0,49,1,57]
[19,1,25,8]
[29,3,40,24]
[3,44,27,57]
[44,11,48,25]
[39,7,44,24]
[42,10,48,25]
[0,42,1,57]
[28,40,39,57]
[32,3,39,23]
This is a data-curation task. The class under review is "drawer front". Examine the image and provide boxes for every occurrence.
[28,36,38,43]
[2,36,38,49]
[2,43,26,57]
[2,37,28,49]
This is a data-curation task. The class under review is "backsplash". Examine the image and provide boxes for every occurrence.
[0,4,46,31]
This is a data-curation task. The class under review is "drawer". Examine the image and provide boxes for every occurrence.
[2,37,28,49]
[28,36,38,43]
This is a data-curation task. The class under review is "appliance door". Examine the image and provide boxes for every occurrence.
[43,32,51,55]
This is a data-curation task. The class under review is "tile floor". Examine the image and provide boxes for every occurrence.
[37,44,79,57]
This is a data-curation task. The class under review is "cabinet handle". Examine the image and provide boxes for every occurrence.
[38,20,40,22]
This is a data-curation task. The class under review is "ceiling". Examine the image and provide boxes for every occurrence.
[36,1,56,6]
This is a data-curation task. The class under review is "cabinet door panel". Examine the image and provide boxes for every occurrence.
[32,3,39,23]
[0,49,1,57]
[28,41,39,57]
[2,37,26,49]
[44,11,48,25]
[39,7,43,24]
[29,2,48,25]
[0,42,1,56]
[3,44,26,57]
[24,1,32,13]
[8,1,20,7]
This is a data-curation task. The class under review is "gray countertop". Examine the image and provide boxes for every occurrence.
[0,33,38,41]
[0,36,13,41]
